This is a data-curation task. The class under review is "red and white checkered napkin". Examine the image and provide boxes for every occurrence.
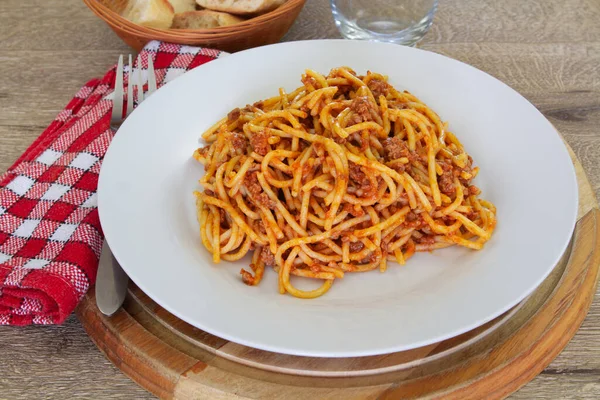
[0,41,225,325]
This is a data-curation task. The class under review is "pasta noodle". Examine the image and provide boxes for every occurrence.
[193,67,497,299]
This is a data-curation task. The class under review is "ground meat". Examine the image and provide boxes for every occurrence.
[366,250,380,263]
[350,96,374,123]
[439,157,476,187]
[253,101,264,110]
[367,79,390,98]
[256,220,267,234]
[244,173,262,196]
[297,140,309,152]
[333,135,347,144]
[415,235,436,245]
[343,203,365,217]
[468,185,481,196]
[383,136,404,160]
[387,101,408,110]
[440,160,453,172]
[300,264,316,272]
[249,130,269,156]
[349,163,378,199]
[349,162,365,183]
[349,113,363,125]
[389,203,402,214]
[230,132,247,155]
[300,117,314,130]
[380,240,390,252]
[204,189,215,197]
[391,163,406,173]
[405,213,419,228]
[437,160,462,193]
[260,246,276,266]
[386,137,418,163]
[244,172,276,209]
[349,241,365,253]
[227,108,241,122]
[405,211,427,229]
[440,215,454,224]
[338,85,353,97]
[458,176,470,186]
[196,146,210,159]
[356,221,372,230]
[458,167,474,185]
[438,171,455,196]
[467,210,479,220]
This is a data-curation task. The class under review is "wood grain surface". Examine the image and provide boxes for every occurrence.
[0,0,599,398]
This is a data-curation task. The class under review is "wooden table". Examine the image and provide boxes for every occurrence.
[1,0,599,398]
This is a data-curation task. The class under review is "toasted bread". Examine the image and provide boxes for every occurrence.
[167,0,197,14]
[172,10,244,29]
[121,0,174,29]
[195,0,286,15]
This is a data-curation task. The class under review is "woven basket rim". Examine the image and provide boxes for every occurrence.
[85,0,307,36]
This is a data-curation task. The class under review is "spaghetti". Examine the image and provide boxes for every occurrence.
[193,67,497,299]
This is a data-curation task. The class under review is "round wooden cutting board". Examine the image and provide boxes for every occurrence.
[76,143,600,400]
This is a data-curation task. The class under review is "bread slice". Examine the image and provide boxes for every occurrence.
[172,10,244,29]
[167,0,197,14]
[195,0,286,15]
[121,0,174,29]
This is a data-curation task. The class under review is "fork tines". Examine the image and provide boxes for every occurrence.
[110,53,158,129]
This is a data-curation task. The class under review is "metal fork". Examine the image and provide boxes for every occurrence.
[96,54,157,316]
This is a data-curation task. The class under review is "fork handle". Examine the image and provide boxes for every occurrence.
[95,240,129,316]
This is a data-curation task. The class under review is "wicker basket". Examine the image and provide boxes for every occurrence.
[83,0,307,52]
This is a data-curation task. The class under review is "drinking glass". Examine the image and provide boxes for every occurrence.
[330,0,438,46]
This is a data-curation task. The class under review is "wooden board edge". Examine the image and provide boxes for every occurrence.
[76,292,203,400]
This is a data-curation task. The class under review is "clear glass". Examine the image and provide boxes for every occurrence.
[330,0,438,46]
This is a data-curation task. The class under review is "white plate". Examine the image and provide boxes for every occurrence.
[97,39,578,357]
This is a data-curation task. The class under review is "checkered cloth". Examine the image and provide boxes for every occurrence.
[0,41,225,325]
